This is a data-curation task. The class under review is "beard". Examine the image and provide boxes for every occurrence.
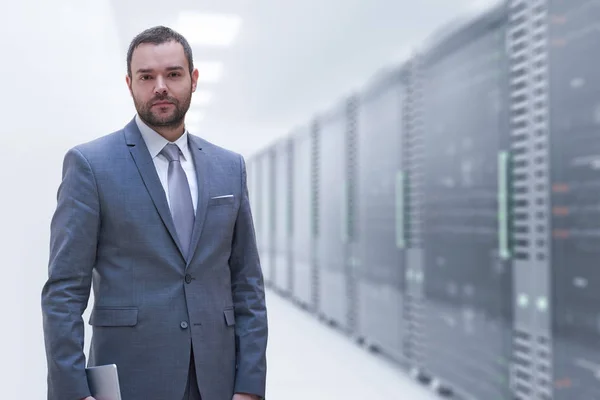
[134,88,192,129]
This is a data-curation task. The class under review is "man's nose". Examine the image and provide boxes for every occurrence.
[154,76,168,95]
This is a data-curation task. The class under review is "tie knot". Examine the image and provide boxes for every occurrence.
[161,143,181,162]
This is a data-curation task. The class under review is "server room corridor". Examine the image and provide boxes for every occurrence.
[4,0,600,399]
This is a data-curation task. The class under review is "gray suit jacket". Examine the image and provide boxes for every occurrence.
[41,117,268,400]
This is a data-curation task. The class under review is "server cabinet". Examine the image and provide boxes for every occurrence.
[549,1,600,398]
[315,101,354,331]
[507,2,552,399]
[290,126,316,309]
[257,149,275,286]
[418,4,513,399]
[402,56,428,378]
[508,1,600,399]
[246,156,259,251]
[250,153,264,276]
[355,65,408,362]
[272,138,293,295]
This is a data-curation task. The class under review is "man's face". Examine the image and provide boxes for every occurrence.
[126,41,199,129]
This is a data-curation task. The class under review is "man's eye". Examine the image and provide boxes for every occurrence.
[141,75,152,80]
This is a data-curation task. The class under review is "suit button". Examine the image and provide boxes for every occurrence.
[180,321,188,329]
[185,274,192,284]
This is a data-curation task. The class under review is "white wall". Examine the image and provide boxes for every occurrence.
[0,0,132,397]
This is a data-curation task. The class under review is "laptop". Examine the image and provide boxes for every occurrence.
[85,364,122,400]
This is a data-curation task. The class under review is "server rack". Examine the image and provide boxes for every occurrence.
[346,96,359,334]
[355,64,408,363]
[402,53,428,380]
[549,1,600,398]
[248,152,264,276]
[246,156,259,248]
[286,138,295,297]
[311,121,322,314]
[245,1,600,398]
[257,149,275,286]
[418,3,513,399]
[290,126,316,310]
[507,2,552,399]
[272,138,293,295]
[314,100,354,331]
[508,0,600,399]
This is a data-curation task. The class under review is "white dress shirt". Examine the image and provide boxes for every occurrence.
[135,114,198,214]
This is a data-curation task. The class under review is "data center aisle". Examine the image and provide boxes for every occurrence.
[264,289,439,400]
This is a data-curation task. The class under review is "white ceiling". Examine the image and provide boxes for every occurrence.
[109,0,482,157]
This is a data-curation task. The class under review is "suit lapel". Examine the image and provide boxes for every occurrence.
[124,118,186,259]
[187,135,209,266]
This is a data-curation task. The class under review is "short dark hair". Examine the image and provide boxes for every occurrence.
[126,26,194,77]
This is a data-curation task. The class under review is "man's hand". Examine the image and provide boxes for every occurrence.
[233,393,260,400]
[81,397,95,400]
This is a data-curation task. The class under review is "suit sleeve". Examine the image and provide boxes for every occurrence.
[229,154,268,398]
[41,147,99,400]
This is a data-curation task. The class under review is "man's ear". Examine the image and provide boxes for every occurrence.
[125,74,133,95]
[191,68,199,92]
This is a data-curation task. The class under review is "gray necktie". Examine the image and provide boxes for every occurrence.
[161,143,195,257]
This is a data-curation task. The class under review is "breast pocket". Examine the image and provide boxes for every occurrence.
[208,195,235,207]
[202,195,237,244]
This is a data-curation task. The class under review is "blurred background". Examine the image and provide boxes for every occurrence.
[1,0,598,399]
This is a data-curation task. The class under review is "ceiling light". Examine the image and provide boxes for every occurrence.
[196,62,223,83]
[191,90,213,107]
[177,12,242,47]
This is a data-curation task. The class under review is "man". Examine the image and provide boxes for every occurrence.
[41,26,268,400]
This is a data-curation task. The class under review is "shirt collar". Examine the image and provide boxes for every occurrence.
[135,114,191,161]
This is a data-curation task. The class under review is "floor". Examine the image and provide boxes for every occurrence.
[264,289,440,400]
